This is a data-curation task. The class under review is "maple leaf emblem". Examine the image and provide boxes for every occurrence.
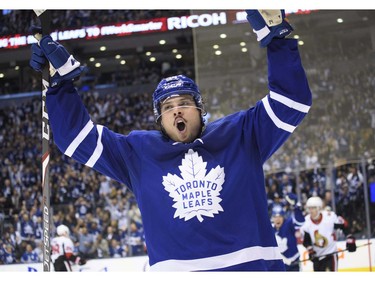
[163,149,225,222]
[275,234,288,253]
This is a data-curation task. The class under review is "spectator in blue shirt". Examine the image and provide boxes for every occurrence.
[20,243,40,263]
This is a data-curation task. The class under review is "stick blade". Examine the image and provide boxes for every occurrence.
[33,9,47,17]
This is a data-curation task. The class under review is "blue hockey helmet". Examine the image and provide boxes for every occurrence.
[152,75,204,123]
[272,204,285,217]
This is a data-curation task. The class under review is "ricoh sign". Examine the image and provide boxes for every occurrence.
[167,12,227,29]
[0,12,228,49]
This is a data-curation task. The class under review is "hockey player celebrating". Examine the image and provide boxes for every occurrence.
[51,224,86,271]
[30,10,312,271]
[300,196,356,271]
[271,193,305,271]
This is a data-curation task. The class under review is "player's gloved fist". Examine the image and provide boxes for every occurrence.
[75,256,87,265]
[29,27,84,87]
[245,10,293,48]
[29,26,48,72]
[39,35,84,87]
[285,192,298,207]
[346,235,357,252]
[30,43,47,72]
[307,246,317,261]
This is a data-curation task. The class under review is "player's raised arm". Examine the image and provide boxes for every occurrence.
[245,10,312,163]
[29,33,132,187]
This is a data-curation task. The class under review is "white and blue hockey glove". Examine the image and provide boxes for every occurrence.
[30,43,47,72]
[246,10,293,48]
[29,26,84,87]
[285,192,298,207]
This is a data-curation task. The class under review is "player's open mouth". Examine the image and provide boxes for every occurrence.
[176,120,186,132]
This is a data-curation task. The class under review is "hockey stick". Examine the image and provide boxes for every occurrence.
[33,9,52,272]
[62,243,73,272]
[298,242,373,264]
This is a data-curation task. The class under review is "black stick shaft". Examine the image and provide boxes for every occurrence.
[33,9,52,272]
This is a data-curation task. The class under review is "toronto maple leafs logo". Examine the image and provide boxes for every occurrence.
[162,149,225,222]
[275,234,288,254]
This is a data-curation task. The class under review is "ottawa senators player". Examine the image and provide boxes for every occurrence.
[51,224,86,271]
[300,197,356,271]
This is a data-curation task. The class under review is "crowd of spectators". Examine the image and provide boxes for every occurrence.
[0,89,154,265]
[0,9,194,95]
[1,10,375,265]
[196,28,375,172]
[1,86,374,265]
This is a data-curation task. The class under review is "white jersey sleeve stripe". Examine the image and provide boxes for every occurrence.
[253,26,270,41]
[65,120,94,157]
[85,125,104,168]
[262,96,296,133]
[270,91,310,113]
[149,245,282,271]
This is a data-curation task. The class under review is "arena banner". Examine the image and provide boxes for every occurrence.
[0,10,315,49]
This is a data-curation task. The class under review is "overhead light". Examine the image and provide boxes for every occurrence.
[293,35,300,39]
[337,18,343,23]
[159,39,166,45]
[95,62,101,67]
[150,57,156,62]
[115,55,121,59]
[172,49,178,53]
[0,73,4,78]
[100,46,106,51]
[240,42,246,46]
[89,57,95,62]
[146,51,152,56]
[120,60,126,65]
[241,47,248,53]
[176,54,182,59]
[298,41,304,46]
[213,44,219,49]
[15,66,19,70]
[215,50,222,56]
[220,34,227,39]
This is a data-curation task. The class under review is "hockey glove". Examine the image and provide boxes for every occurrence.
[245,10,293,48]
[307,246,317,262]
[75,256,87,265]
[29,26,48,72]
[39,35,84,87]
[30,43,47,72]
[29,25,84,87]
[285,192,298,207]
[346,235,357,252]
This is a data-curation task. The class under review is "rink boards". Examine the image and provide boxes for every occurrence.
[0,238,374,272]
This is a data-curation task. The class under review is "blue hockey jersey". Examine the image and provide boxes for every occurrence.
[272,206,305,270]
[45,38,312,271]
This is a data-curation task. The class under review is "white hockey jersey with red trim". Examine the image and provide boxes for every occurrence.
[51,236,75,263]
[300,210,340,259]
